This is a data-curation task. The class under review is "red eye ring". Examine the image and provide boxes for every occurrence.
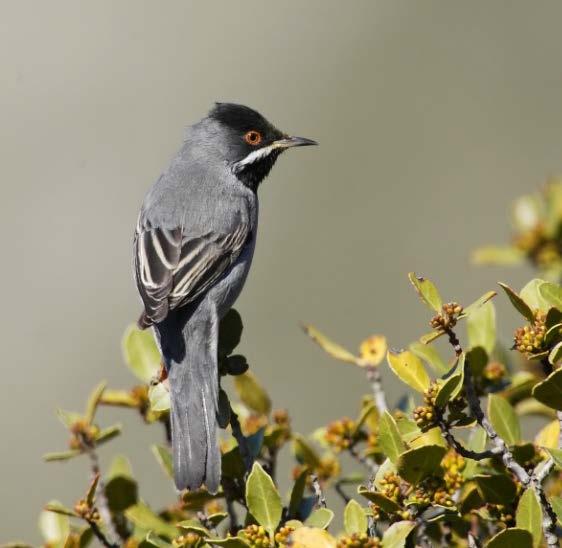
[244,130,262,146]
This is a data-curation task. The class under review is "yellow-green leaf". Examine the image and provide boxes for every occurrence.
[396,445,446,484]
[303,324,358,365]
[38,503,70,547]
[357,487,401,513]
[460,291,497,318]
[515,489,542,547]
[122,324,161,383]
[148,383,171,413]
[152,444,173,479]
[85,381,106,424]
[408,273,442,312]
[499,283,534,321]
[378,411,406,464]
[467,301,496,354]
[488,394,521,445]
[485,528,533,548]
[539,281,562,310]
[532,368,562,411]
[535,419,560,449]
[245,462,282,538]
[290,527,336,548]
[304,508,334,529]
[520,279,549,312]
[233,371,271,415]
[381,521,416,548]
[472,246,524,266]
[386,350,430,393]
[125,502,178,539]
[475,474,517,504]
[409,342,449,375]
[343,499,368,535]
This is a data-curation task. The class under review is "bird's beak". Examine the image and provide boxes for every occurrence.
[274,136,318,148]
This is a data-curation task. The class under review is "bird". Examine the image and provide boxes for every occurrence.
[133,103,317,493]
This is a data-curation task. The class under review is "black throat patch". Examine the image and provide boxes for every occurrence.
[234,149,283,192]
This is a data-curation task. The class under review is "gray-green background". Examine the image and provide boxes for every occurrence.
[2,1,561,540]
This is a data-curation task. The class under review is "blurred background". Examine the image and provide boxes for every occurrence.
[2,0,562,541]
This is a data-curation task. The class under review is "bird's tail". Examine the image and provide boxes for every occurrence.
[164,318,221,494]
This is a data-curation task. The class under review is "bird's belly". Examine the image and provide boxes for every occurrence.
[208,242,255,319]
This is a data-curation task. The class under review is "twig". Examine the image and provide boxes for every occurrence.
[435,410,499,460]
[85,447,119,547]
[88,520,119,548]
[366,366,388,413]
[445,331,560,545]
[310,474,327,508]
[444,327,531,486]
[348,444,379,475]
[334,480,351,504]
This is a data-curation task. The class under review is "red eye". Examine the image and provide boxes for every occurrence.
[244,130,262,146]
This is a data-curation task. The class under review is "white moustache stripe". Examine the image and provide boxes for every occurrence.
[234,143,284,172]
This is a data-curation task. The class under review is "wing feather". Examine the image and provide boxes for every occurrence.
[134,219,250,327]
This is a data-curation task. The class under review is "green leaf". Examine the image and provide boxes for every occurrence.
[408,273,442,312]
[475,474,517,504]
[381,521,416,548]
[122,324,161,383]
[515,489,542,548]
[218,308,243,356]
[548,342,562,365]
[43,450,81,462]
[550,497,562,524]
[539,281,562,310]
[304,508,334,529]
[499,283,535,321]
[520,279,549,312]
[435,355,465,408]
[419,330,445,344]
[44,502,78,518]
[148,383,171,413]
[84,381,106,424]
[472,246,524,266]
[207,512,228,527]
[245,462,282,538]
[292,435,321,468]
[144,532,173,548]
[177,519,210,535]
[545,448,562,469]
[289,468,309,518]
[85,474,99,507]
[38,503,70,546]
[386,350,430,393]
[487,394,521,445]
[463,427,487,478]
[343,499,368,535]
[56,408,82,429]
[409,342,449,375]
[302,324,358,365]
[357,487,401,513]
[485,528,533,548]
[151,444,173,479]
[233,372,271,415]
[105,456,137,513]
[532,368,562,410]
[378,411,406,464]
[209,538,251,547]
[125,503,178,539]
[396,445,446,484]
[460,290,497,318]
[467,301,496,354]
[95,424,122,445]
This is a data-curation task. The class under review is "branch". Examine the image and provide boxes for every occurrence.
[334,480,351,504]
[310,474,327,508]
[365,366,388,413]
[444,327,531,487]
[85,447,119,546]
[435,410,499,460]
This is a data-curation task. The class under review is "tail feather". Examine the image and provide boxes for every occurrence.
[164,313,221,493]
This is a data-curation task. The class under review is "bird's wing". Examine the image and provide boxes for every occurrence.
[134,221,250,327]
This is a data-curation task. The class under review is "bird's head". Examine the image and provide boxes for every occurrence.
[204,103,317,191]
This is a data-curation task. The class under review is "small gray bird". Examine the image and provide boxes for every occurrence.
[133,103,316,492]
